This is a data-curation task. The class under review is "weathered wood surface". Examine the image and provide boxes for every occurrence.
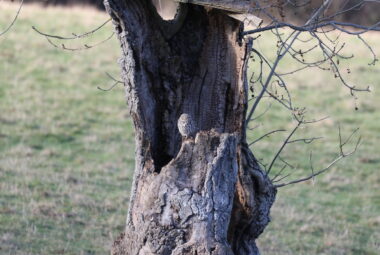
[104,0,276,254]
[174,0,255,14]
[112,131,239,254]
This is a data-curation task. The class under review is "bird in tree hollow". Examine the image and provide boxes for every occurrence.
[178,113,196,139]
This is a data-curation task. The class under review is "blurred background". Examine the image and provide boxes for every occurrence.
[6,0,380,24]
[0,1,379,254]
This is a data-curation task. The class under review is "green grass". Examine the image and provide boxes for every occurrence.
[1,2,379,255]
[0,3,134,254]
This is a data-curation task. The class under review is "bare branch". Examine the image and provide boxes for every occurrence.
[271,164,287,182]
[0,0,24,37]
[246,0,336,124]
[105,72,123,83]
[266,117,302,175]
[357,34,379,66]
[250,103,272,121]
[272,173,292,183]
[275,131,362,188]
[44,33,115,51]
[249,129,286,146]
[97,73,124,92]
[287,137,323,144]
[244,21,380,36]
[31,18,112,40]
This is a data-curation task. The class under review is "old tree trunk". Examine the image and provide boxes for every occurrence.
[104,0,276,254]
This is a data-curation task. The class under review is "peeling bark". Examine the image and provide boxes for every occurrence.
[104,0,276,254]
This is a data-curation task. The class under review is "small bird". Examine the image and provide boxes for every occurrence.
[177,113,196,139]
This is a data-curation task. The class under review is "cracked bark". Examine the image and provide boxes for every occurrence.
[104,1,276,254]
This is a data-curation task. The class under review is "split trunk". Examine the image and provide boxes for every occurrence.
[104,1,276,254]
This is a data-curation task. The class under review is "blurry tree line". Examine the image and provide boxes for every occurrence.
[6,0,379,25]
[285,0,380,26]
[8,0,105,9]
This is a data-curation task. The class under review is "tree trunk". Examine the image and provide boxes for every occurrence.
[104,1,276,254]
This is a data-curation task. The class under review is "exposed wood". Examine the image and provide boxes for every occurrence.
[174,0,255,14]
[112,131,239,255]
[227,13,262,30]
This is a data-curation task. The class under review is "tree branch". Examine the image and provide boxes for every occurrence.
[0,0,24,37]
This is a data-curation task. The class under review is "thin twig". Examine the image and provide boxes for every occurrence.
[244,21,380,36]
[32,18,112,40]
[275,132,361,188]
[0,0,24,37]
[45,33,115,51]
[249,129,286,146]
[267,118,303,175]
[98,72,124,91]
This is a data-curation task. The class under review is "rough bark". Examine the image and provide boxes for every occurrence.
[104,0,276,254]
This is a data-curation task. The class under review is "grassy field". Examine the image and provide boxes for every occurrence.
[0,2,379,255]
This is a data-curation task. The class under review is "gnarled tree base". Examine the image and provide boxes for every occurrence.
[111,132,276,255]
[113,131,237,254]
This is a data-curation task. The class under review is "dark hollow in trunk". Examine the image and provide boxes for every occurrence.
[104,1,277,254]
